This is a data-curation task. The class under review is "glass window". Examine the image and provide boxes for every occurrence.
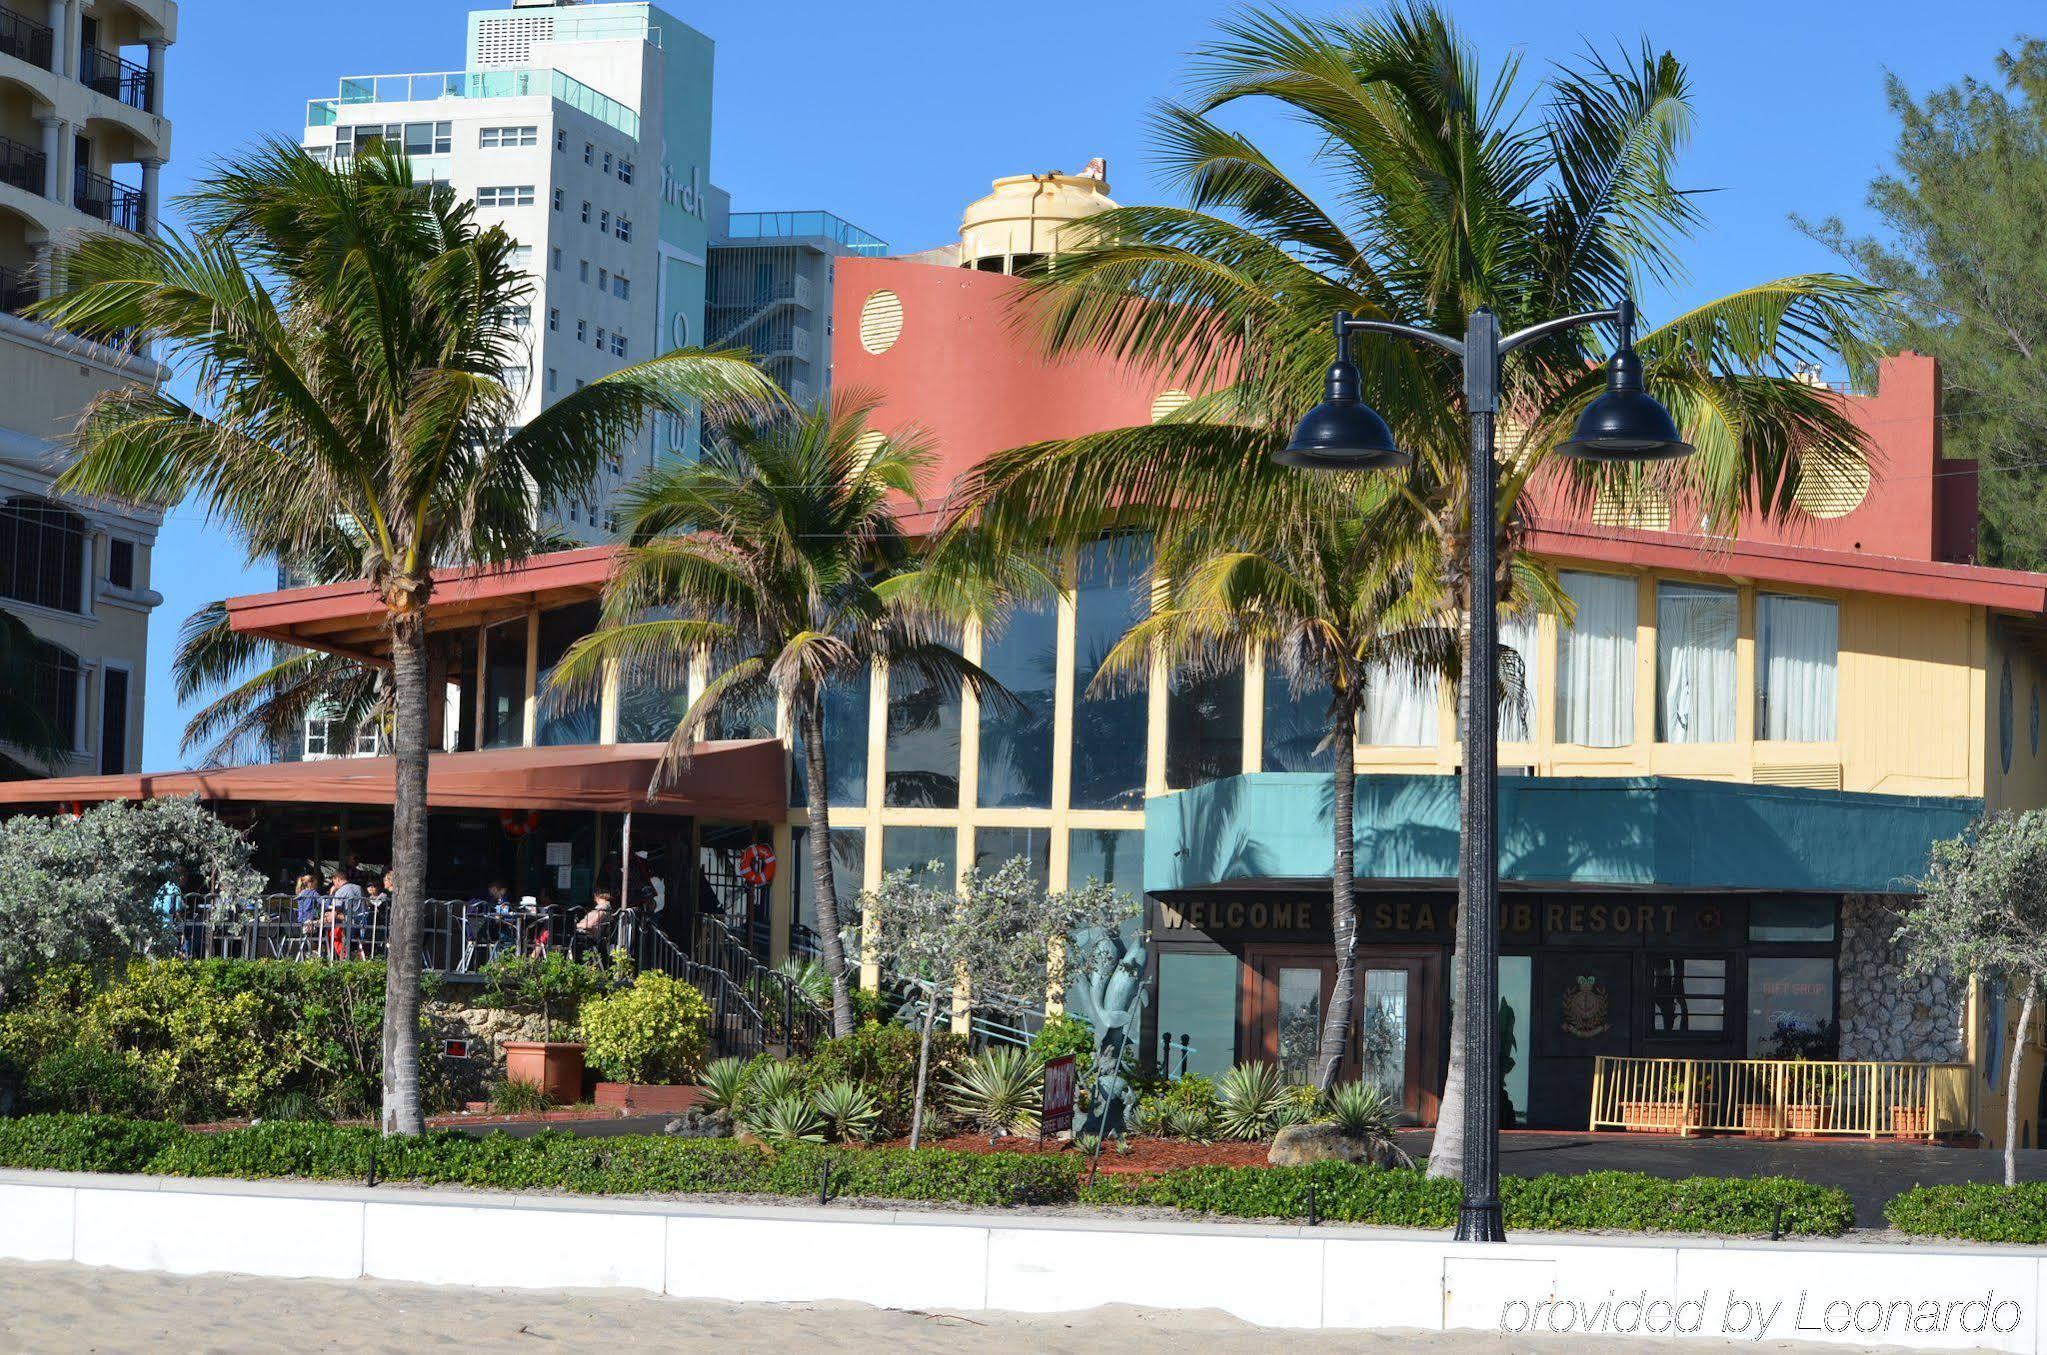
[1156,951,1237,1077]
[1499,954,1532,1128]
[1068,827,1143,897]
[1359,967,1409,1105]
[706,647,776,741]
[1747,956,1837,1057]
[1646,955,1727,1035]
[533,602,600,746]
[1748,896,1836,943]
[616,652,689,745]
[1656,582,1737,743]
[1362,659,1437,747]
[884,634,962,808]
[791,826,863,956]
[1167,662,1244,786]
[1263,667,1335,772]
[1070,536,1150,810]
[1556,571,1637,747]
[974,826,1051,888]
[2,496,86,613]
[32,641,79,749]
[882,826,955,890]
[107,538,135,590]
[789,668,870,807]
[481,617,528,749]
[977,598,1057,808]
[1275,967,1323,1085]
[1757,594,1838,741]
[1499,611,1538,743]
[616,217,633,243]
[475,185,534,208]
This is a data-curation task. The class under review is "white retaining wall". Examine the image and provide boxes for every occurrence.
[0,1170,2041,1351]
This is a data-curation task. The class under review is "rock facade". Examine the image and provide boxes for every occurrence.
[425,1001,547,1104]
[1835,895,1964,1063]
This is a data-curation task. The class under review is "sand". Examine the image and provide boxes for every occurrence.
[0,1261,1953,1354]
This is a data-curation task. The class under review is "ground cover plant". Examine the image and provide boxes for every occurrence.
[1886,1183,2047,1243]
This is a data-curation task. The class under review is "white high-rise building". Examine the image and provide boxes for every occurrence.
[0,0,176,779]
[300,0,715,540]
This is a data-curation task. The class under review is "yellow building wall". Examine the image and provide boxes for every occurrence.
[1969,978,2046,1151]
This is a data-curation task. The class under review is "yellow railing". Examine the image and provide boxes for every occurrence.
[1589,1056,1972,1139]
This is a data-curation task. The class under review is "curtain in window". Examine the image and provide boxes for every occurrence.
[1499,611,1538,743]
[1656,583,1737,743]
[1757,594,1838,741]
[1555,572,1636,747]
[1362,660,1437,746]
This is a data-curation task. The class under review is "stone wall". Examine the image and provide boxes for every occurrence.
[1835,895,1965,1062]
[424,1001,547,1105]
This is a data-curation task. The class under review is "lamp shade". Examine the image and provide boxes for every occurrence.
[1556,323,1692,462]
[1279,358,1410,471]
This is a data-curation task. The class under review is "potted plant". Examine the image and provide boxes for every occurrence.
[481,954,613,1106]
[578,971,715,1113]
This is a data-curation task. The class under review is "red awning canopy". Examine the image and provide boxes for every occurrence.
[0,741,787,820]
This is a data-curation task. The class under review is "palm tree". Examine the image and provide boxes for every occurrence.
[959,5,1888,1175]
[36,141,778,1134]
[0,609,71,778]
[548,396,1025,1037]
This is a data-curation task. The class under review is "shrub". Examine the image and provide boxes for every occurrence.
[741,1058,803,1112]
[811,1079,881,1143]
[1886,1183,2047,1243]
[489,1078,555,1116]
[1215,1062,1288,1140]
[478,953,615,1040]
[1137,1073,1220,1139]
[578,972,712,1084]
[696,1057,752,1115]
[1323,1082,1412,1168]
[799,1022,968,1138]
[1026,1013,1095,1081]
[743,1093,826,1146]
[20,1042,146,1117]
[946,1048,1042,1137]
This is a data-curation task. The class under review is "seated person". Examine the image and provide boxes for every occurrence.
[293,874,323,936]
[571,889,617,958]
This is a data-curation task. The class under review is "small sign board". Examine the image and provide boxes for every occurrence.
[544,841,574,867]
[440,1038,471,1059]
[1041,1055,1077,1138]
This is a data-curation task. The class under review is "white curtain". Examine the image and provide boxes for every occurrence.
[1657,583,1737,743]
[1556,572,1636,747]
[1363,660,1438,747]
[1498,611,1538,743]
[1758,594,1838,741]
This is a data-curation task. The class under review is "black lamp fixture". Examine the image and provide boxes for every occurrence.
[1278,311,1409,470]
[1555,299,1692,462]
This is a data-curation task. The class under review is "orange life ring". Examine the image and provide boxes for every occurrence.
[737,842,777,887]
[500,809,542,839]
[61,800,88,820]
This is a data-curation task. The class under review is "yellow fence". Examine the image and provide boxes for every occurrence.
[1589,1057,1973,1139]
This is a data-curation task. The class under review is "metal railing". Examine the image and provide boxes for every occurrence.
[1589,1055,1973,1139]
[80,43,151,110]
[693,914,829,1053]
[0,262,33,317]
[0,132,46,195]
[722,210,887,256]
[0,4,52,70]
[72,167,145,232]
[310,68,639,139]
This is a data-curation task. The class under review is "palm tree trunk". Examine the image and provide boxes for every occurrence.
[379,603,430,1136]
[1314,688,1359,1093]
[2006,980,2036,1187]
[798,690,857,1038]
[1428,591,1476,1180]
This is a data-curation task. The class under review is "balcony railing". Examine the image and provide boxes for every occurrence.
[722,210,888,256]
[0,4,53,70]
[73,166,145,232]
[0,132,46,196]
[307,67,639,139]
[0,262,35,317]
[80,43,152,111]
[1589,1055,1973,1139]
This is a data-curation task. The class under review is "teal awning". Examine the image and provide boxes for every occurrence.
[1145,774,1979,896]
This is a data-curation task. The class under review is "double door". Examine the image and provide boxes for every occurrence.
[1242,946,1443,1123]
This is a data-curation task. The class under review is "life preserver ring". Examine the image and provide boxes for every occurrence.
[738,843,776,887]
[500,809,542,839]
[61,800,88,820]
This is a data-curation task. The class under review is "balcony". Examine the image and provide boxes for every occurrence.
[0,262,34,316]
[306,67,639,140]
[80,43,153,112]
[73,166,144,232]
[0,132,46,195]
[0,4,53,71]
[722,210,888,257]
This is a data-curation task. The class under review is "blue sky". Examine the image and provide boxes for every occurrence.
[141,0,2038,768]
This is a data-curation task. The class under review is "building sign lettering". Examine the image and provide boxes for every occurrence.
[662,163,705,218]
[1156,898,1314,934]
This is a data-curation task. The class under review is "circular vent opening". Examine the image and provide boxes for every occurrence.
[1591,483,1671,532]
[1793,456,1870,519]
[1150,389,1192,423]
[858,290,904,355]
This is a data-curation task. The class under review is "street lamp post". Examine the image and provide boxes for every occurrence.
[1283,300,1692,1242]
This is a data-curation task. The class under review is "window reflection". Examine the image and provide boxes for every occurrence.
[1070,537,1150,810]
[1167,660,1243,787]
[481,617,528,749]
[1263,668,1335,772]
[534,602,601,746]
[885,634,962,808]
[790,669,871,807]
[881,826,956,889]
[973,826,1050,888]
[978,598,1057,808]
[791,825,864,957]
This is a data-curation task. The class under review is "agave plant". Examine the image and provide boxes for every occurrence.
[742,1058,804,1112]
[742,1093,826,1146]
[696,1057,752,1115]
[1323,1081,1415,1168]
[945,1048,1043,1138]
[1216,1062,1290,1141]
[810,1078,882,1143]
[1160,1100,1216,1142]
[775,958,834,1012]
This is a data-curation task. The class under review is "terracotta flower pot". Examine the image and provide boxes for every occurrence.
[1738,1103,1785,1139]
[502,1041,585,1106]
[1619,1100,1695,1134]
[1785,1103,1832,1133]
[1891,1105,1931,1139]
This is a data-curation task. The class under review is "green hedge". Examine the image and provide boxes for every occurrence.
[0,1115,1852,1234]
[1084,1163,1853,1236]
[1886,1184,2047,1243]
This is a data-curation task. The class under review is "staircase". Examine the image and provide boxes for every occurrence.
[621,923,794,1062]
[691,914,831,1054]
